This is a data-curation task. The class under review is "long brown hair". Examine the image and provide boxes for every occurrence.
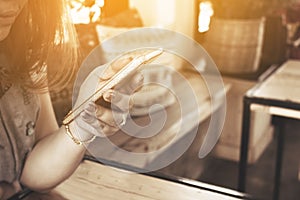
[0,0,79,92]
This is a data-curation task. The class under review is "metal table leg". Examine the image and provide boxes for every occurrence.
[272,116,286,200]
[238,97,252,192]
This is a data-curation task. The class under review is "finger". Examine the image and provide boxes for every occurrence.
[100,56,133,80]
[99,123,120,137]
[81,111,120,136]
[103,90,131,112]
[84,102,127,128]
[76,111,105,137]
[80,111,119,137]
[130,73,144,91]
[93,104,127,127]
[116,72,144,94]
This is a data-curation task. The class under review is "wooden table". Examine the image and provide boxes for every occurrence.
[19,159,249,200]
[238,60,300,200]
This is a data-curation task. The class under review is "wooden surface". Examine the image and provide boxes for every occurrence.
[25,160,245,200]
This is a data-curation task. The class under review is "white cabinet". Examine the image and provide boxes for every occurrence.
[213,76,274,163]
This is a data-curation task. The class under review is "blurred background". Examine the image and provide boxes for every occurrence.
[50,1,300,199]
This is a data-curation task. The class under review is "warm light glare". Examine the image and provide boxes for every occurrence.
[129,0,176,28]
[69,0,104,24]
[198,1,213,33]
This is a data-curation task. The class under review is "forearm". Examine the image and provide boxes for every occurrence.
[20,125,87,192]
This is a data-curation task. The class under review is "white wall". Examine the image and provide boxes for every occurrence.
[174,0,196,37]
[129,0,195,37]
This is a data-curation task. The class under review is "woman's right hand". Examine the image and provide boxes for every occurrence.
[70,55,143,140]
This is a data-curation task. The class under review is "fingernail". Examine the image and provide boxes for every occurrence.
[100,65,114,80]
[131,74,144,89]
[103,90,115,102]
[115,56,133,68]
[86,102,96,112]
[136,73,144,83]
[80,111,89,120]
[100,71,114,80]
[80,112,96,124]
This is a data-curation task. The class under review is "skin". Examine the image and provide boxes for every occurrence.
[0,1,142,199]
[0,0,27,41]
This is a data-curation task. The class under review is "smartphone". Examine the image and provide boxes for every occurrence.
[63,48,164,125]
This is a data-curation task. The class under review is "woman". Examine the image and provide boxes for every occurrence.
[0,0,141,199]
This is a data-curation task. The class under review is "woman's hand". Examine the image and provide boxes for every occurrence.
[71,55,143,139]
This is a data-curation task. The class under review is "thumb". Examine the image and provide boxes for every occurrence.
[100,56,133,80]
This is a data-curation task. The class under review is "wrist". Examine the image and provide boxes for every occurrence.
[65,122,96,145]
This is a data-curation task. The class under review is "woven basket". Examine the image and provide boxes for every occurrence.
[203,17,265,74]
